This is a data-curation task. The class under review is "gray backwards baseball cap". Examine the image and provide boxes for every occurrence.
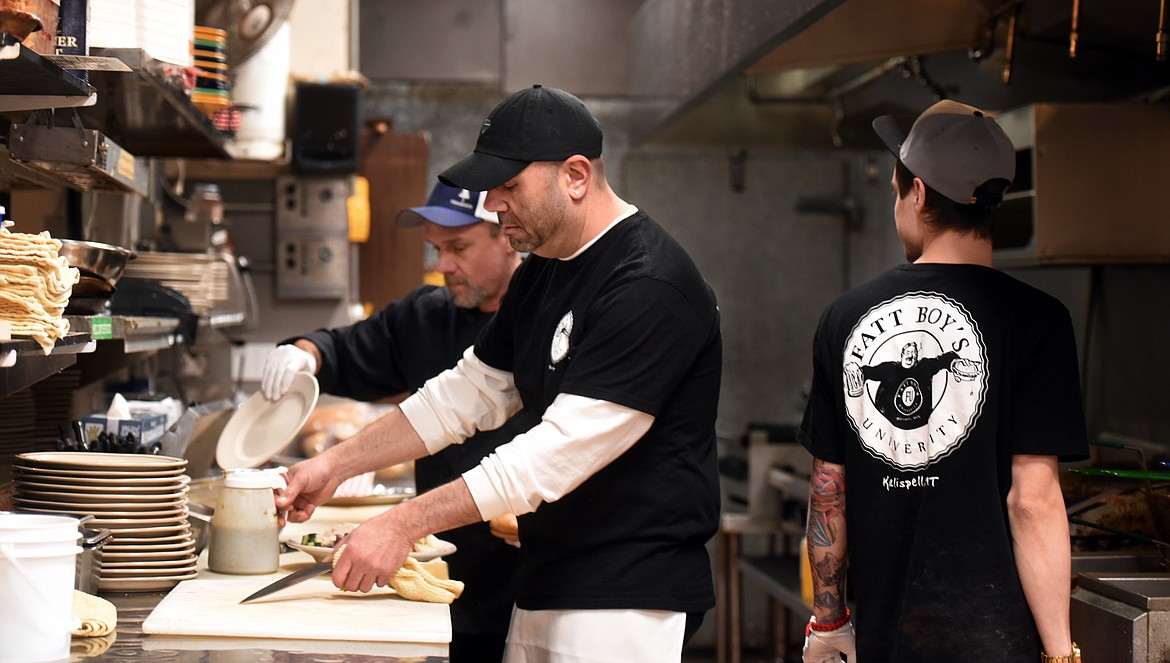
[873,99,1016,206]
[439,84,603,192]
[396,181,498,227]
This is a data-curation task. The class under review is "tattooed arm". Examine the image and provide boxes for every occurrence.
[807,458,848,624]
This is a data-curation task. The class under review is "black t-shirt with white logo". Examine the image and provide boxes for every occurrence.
[799,263,1089,662]
[475,210,723,612]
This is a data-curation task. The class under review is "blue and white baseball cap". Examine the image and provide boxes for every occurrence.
[395,181,498,227]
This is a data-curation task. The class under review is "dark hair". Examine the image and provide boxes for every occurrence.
[893,160,1009,240]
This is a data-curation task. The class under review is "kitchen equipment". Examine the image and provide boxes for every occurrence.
[0,512,81,663]
[207,467,287,575]
[1072,573,1170,662]
[7,118,149,196]
[187,500,212,555]
[239,560,332,603]
[76,518,112,594]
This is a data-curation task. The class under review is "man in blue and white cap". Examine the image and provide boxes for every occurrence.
[261,180,523,663]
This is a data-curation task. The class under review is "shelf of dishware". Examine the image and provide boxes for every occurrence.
[81,48,229,159]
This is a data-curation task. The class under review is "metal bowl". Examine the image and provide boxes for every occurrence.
[57,239,136,285]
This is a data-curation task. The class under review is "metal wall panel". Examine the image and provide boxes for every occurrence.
[359,0,502,81]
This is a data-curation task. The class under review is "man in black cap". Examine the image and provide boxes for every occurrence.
[277,85,722,661]
[798,100,1088,663]
[262,180,523,662]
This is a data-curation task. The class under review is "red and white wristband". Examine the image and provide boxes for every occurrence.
[806,607,851,635]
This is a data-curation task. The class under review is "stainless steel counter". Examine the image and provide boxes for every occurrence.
[75,591,449,662]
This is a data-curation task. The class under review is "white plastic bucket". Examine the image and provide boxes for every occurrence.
[0,514,82,663]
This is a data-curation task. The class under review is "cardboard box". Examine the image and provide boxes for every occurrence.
[82,411,167,446]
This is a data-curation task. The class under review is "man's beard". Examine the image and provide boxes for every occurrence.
[448,280,489,309]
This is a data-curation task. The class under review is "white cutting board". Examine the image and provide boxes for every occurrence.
[142,568,450,644]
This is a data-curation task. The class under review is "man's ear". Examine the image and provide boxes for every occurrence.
[912,177,928,213]
[562,155,592,200]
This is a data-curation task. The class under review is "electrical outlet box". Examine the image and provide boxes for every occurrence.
[275,175,350,299]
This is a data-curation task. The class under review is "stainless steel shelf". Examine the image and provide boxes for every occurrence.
[0,332,95,399]
[79,48,229,159]
[0,32,97,112]
[67,315,184,353]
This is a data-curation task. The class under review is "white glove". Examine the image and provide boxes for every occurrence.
[261,344,318,400]
[803,613,857,663]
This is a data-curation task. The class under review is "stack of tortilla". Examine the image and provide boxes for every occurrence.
[0,226,80,354]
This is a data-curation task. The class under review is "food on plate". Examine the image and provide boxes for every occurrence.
[300,522,357,548]
[300,524,448,556]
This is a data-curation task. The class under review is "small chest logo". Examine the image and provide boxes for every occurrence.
[550,311,573,365]
[843,292,988,471]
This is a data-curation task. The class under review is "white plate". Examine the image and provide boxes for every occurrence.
[216,373,319,470]
[97,571,198,592]
[103,546,195,561]
[101,555,198,569]
[16,452,187,471]
[13,469,189,485]
[105,531,194,546]
[324,487,414,507]
[12,498,186,517]
[13,484,188,502]
[285,536,457,563]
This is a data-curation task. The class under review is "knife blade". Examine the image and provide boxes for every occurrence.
[239,561,333,604]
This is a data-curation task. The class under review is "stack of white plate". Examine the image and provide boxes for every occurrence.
[122,252,230,314]
[88,0,194,67]
[11,452,198,593]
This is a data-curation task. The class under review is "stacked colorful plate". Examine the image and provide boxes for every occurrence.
[12,452,198,593]
[192,25,231,117]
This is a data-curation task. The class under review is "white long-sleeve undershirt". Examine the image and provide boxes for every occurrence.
[398,347,654,521]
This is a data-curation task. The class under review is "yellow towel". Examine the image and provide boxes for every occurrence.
[70,633,115,660]
[390,556,465,604]
[71,590,116,638]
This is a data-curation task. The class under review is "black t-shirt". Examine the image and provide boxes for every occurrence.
[474,210,723,612]
[799,263,1089,662]
[294,285,526,636]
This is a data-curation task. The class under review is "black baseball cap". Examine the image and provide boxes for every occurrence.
[439,84,603,191]
[873,99,1016,206]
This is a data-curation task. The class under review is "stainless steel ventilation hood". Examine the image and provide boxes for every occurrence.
[631,0,1170,150]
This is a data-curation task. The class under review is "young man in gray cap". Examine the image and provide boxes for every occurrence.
[798,100,1088,663]
[262,180,523,662]
[276,85,722,662]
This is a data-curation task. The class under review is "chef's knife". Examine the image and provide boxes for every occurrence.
[239,561,332,604]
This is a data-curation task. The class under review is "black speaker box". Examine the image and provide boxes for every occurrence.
[291,82,361,174]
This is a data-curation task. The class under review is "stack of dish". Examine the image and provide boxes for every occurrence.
[11,452,198,592]
[192,25,231,118]
[121,251,230,314]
